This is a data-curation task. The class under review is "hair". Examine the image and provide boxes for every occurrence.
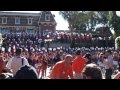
[82,64,102,79]
[14,65,38,79]
[75,49,81,55]
[106,49,112,55]
[84,53,92,60]
[16,48,22,55]
[65,54,73,59]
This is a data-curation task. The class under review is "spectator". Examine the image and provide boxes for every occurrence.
[82,63,103,79]
[113,52,119,70]
[5,48,29,76]
[103,49,114,79]
[83,53,92,64]
[14,65,38,79]
[0,56,6,74]
[27,54,34,66]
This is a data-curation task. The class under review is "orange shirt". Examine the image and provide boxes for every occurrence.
[72,56,87,73]
[50,60,73,79]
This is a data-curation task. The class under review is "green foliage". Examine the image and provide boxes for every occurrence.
[59,11,120,37]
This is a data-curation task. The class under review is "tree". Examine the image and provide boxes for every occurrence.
[59,11,79,31]
[59,11,120,37]
[59,11,94,31]
[109,11,120,37]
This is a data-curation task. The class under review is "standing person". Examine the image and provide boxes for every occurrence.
[53,51,61,64]
[40,55,47,79]
[5,48,29,76]
[103,50,114,79]
[72,49,88,79]
[83,53,92,64]
[113,52,119,70]
[50,54,73,79]
[0,56,6,74]
[97,53,105,76]
[27,53,34,66]
[118,52,120,71]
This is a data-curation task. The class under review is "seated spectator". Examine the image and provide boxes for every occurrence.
[81,63,103,79]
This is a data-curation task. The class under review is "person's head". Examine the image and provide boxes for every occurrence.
[113,51,118,58]
[75,49,81,56]
[105,49,112,57]
[14,65,38,79]
[64,54,73,65]
[15,48,23,56]
[84,53,92,62]
[82,64,102,79]
[99,53,104,61]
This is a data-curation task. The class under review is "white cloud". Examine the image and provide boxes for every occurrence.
[51,11,69,30]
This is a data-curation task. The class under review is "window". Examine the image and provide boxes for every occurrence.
[45,14,50,21]
[28,18,33,25]
[2,17,7,24]
[15,17,20,24]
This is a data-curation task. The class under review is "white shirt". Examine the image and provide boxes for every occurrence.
[103,55,113,69]
[113,60,118,65]
[6,56,29,76]
[97,60,104,68]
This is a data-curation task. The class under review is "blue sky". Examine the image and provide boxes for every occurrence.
[4,11,69,30]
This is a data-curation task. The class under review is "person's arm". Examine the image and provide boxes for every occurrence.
[113,72,120,79]
[50,64,61,79]
[6,58,12,70]
[68,66,74,79]
[5,58,13,73]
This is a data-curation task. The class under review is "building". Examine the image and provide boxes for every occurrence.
[0,11,57,34]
